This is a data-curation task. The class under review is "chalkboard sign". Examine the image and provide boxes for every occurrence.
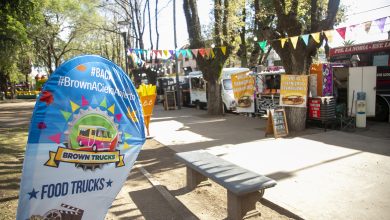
[164,90,176,110]
[265,109,288,138]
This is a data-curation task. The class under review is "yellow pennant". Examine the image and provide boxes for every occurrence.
[221,46,226,55]
[70,100,80,113]
[311,32,321,43]
[108,104,115,114]
[280,38,288,48]
[127,108,138,122]
[323,30,333,43]
[290,36,299,49]
[211,49,215,58]
[163,50,168,57]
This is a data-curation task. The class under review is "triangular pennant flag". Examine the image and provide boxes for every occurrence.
[310,32,321,43]
[198,48,206,57]
[300,35,309,46]
[281,38,288,48]
[81,95,89,106]
[258,40,267,52]
[127,107,138,122]
[336,27,346,40]
[115,113,122,122]
[186,49,193,59]
[220,46,226,55]
[100,97,107,108]
[108,104,115,114]
[153,50,158,55]
[169,50,174,56]
[158,50,162,56]
[323,30,333,43]
[211,49,215,58]
[374,17,387,33]
[163,50,168,56]
[124,132,132,140]
[122,142,131,150]
[60,110,72,121]
[205,48,211,57]
[91,96,98,106]
[290,36,299,49]
[69,100,80,113]
[48,133,61,144]
[364,21,372,33]
[181,49,187,58]
[191,49,198,58]
[349,24,358,33]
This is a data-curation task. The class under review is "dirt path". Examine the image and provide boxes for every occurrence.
[1,101,297,219]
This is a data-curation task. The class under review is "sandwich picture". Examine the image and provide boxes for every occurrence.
[282,95,305,105]
[237,95,252,107]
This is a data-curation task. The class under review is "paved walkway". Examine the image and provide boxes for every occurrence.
[149,104,390,220]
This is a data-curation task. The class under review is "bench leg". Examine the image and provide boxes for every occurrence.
[227,191,262,220]
[186,167,208,190]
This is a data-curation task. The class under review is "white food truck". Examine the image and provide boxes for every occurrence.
[188,68,250,111]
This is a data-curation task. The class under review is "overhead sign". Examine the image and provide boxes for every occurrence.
[17,55,145,220]
[280,75,308,107]
[329,39,390,57]
[231,71,254,113]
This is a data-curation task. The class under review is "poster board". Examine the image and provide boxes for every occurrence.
[231,71,255,113]
[280,75,308,107]
[308,98,321,119]
[265,109,289,138]
[164,91,176,110]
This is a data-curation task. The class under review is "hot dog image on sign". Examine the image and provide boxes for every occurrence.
[280,75,308,108]
[17,55,145,220]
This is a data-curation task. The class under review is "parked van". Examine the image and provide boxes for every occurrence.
[188,67,250,111]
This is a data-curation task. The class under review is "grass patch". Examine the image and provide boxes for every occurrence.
[0,128,28,220]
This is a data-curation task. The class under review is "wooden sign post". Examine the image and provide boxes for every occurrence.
[265,109,289,138]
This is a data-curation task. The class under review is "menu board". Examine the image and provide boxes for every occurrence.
[265,109,289,138]
[164,91,176,110]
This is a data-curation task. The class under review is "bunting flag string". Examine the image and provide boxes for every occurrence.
[127,16,389,61]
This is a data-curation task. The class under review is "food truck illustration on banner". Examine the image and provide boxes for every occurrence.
[17,55,145,220]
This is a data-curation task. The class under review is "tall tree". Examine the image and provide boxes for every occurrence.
[31,0,101,75]
[184,0,244,115]
[260,0,342,131]
[0,0,42,97]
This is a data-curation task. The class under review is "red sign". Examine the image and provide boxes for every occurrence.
[309,98,321,119]
[329,40,390,57]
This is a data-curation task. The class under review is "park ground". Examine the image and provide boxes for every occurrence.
[1,100,390,219]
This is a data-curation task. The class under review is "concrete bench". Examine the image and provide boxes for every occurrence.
[175,150,277,220]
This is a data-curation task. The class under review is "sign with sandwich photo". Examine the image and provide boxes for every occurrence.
[280,75,308,107]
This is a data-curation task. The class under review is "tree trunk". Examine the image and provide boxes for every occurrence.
[285,106,307,131]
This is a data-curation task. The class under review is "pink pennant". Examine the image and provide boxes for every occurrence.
[115,113,123,122]
[81,95,89,106]
[48,133,61,144]
[198,48,206,57]
[191,49,198,58]
[38,122,47,129]
[336,27,346,40]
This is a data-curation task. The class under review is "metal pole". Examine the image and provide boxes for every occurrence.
[122,32,129,78]
[173,0,181,109]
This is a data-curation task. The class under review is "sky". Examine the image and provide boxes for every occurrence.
[143,0,390,50]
